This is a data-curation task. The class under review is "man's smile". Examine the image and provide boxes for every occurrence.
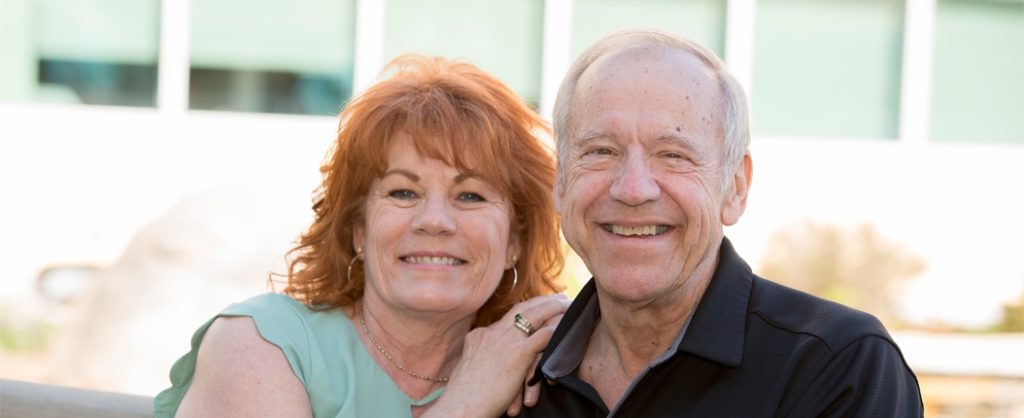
[600,224,671,237]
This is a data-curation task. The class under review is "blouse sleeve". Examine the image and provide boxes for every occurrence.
[152,293,313,418]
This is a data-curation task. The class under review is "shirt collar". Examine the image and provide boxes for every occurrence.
[677,237,752,367]
[534,237,753,381]
[539,287,598,379]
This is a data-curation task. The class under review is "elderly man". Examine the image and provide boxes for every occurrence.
[518,29,922,417]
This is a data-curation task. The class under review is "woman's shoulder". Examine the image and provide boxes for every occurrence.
[221,293,356,352]
[154,293,332,417]
[170,314,313,417]
[223,292,314,317]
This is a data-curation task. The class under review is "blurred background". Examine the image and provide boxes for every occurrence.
[0,0,1021,416]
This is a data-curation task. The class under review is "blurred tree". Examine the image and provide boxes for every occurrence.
[759,220,926,327]
[988,289,1024,332]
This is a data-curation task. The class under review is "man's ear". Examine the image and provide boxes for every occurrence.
[553,182,563,215]
[721,152,752,226]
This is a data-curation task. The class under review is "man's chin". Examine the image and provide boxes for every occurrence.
[594,273,678,303]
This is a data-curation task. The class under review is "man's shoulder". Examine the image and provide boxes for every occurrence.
[747,276,893,352]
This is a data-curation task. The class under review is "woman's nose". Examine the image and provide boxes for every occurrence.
[411,194,457,235]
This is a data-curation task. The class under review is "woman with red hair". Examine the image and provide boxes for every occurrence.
[155,55,566,417]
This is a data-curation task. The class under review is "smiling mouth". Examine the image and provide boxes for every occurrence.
[601,224,670,237]
[400,256,466,266]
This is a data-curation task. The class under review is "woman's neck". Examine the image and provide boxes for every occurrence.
[349,300,473,400]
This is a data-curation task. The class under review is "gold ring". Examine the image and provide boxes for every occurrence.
[513,313,534,336]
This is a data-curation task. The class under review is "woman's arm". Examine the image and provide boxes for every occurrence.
[175,317,312,418]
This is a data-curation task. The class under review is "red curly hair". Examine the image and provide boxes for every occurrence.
[284,55,563,327]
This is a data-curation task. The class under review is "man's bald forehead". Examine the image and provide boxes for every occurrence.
[570,47,725,131]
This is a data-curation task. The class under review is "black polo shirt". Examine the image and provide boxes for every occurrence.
[518,238,923,417]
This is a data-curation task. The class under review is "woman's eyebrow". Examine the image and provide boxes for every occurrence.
[381,169,419,182]
[454,171,481,184]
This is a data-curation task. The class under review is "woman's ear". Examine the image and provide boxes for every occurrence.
[506,231,521,269]
[352,224,365,257]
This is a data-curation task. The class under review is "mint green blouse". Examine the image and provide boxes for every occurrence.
[153,293,444,418]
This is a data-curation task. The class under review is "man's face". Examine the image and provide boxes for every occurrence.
[556,47,748,306]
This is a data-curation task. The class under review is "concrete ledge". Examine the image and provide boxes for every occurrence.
[0,379,153,418]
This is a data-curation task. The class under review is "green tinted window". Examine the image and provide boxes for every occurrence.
[0,0,160,107]
[931,0,1024,144]
[752,0,905,139]
[189,0,356,115]
[571,0,727,59]
[383,0,544,107]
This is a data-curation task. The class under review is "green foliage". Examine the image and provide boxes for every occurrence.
[988,291,1024,333]
[0,316,57,352]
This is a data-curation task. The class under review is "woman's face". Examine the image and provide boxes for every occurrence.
[354,133,519,319]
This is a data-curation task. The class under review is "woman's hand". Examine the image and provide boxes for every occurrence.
[504,335,560,416]
[423,294,570,418]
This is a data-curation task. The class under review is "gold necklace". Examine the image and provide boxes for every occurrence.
[359,313,450,383]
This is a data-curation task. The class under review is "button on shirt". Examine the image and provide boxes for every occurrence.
[518,238,924,418]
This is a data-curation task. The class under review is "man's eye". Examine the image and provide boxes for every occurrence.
[586,147,615,156]
[457,192,486,202]
[388,189,417,200]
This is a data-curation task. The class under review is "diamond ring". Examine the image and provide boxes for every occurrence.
[513,313,534,336]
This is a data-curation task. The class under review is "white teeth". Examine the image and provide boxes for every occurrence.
[403,256,462,265]
[608,225,668,236]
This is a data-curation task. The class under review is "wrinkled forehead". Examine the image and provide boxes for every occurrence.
[570,47,726,138]
[577,46,722,109]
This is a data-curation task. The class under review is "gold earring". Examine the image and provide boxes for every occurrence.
[346,257,359,281]
[347,247,363,281]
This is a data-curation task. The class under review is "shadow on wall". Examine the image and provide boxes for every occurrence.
[758,220,927,328]
[39,184,312,395]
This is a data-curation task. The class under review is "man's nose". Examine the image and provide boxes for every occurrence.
[411,194,457,235]
[609,153,661,206]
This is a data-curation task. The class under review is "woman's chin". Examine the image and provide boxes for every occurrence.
[397,292,483,316]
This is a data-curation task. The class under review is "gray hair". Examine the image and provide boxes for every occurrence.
[552,28,750,192]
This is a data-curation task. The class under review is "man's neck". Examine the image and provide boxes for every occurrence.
[580,264,717,409]
[600,278,708,366]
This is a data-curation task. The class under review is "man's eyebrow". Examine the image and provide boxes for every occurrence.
[381,169,419,182]
[575,130,702,156]
[574,129,614,147]
[655,133,701,156]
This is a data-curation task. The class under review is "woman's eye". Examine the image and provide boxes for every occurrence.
[457,192,486,202]
[388,189,417,200]
[591,147,614,156]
